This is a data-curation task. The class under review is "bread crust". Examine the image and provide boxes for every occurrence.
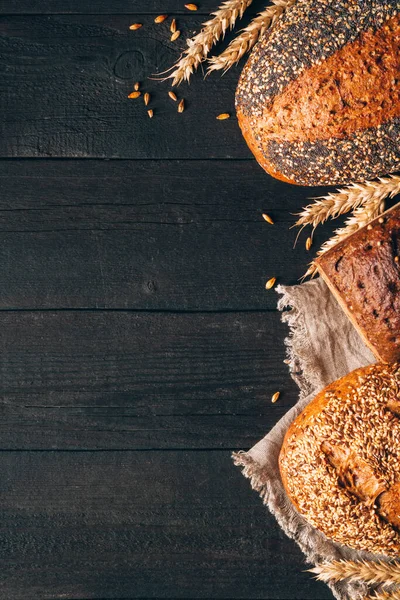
[316,203,400,364]
[235,0,400,186]
[236,107,298,184]
[279,363,400,555]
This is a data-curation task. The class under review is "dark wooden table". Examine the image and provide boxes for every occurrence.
[0,2,337,598]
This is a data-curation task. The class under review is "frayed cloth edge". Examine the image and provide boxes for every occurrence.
[276,284,323,400]
[232,450,369,600]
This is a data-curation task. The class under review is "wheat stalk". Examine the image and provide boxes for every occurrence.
[296,175,400,230]
[309,560,400,587]
[317,196,384,254]
[304,196,386,278]
[207,0,294,73]
[365,591,400,600]
[164,0,253,86]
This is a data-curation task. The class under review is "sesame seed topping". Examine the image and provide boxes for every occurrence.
[280,363,400,555]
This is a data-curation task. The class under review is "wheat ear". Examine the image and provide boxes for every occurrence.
[364,591,400,600]
[207,0,294,73]
[309,560,400,587]
[304,196,386,278]
[296,175,400,230]
[165,0,253,86]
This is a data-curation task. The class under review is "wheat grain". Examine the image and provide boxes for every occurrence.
[296,175,400,230]
[262,213,274,224]
[171,30,181,41]
[216,113,230,119]
[164,0,253,86]
[309,560,400,587]
[207,0,294,73]
[271,391,280,403]
[155,14,168,23]
[170,18,177,32]
[129,23,143,30]
[265,277,276,289]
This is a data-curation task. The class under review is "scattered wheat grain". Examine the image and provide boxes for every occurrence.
[265,277,276,290]
[262,213,274,224]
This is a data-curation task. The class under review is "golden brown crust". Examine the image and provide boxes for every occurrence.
[279,363,400,555]
[279,383,332,512]
[258,15,400,144]
[380,484,400,529]
[316,203,400,364]
[236,107,298,185]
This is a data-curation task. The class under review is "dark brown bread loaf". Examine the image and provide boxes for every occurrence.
[279,363,400,555]
[316,203,400,363]
[236,0,400,186]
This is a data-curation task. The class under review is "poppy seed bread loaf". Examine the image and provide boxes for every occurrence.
[279,363,400,555]
[316,203,400,363]
[236,0,400,186]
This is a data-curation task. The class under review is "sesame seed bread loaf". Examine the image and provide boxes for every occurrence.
[279,363,400,555]
[316,203,400,363]
[236,0,400,186]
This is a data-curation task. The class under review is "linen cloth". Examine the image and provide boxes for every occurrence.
[234,277,393,600]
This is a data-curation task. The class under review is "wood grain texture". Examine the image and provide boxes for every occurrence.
[0,13,253,159]
[0,4,337,598]
[0,0,269,15]
[0,450,333,600]
[0,310,299,450]
[0,160,332,310]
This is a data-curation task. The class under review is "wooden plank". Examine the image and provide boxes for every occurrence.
[0,160,333,310]
[0,13,259,159]
[0,0,269,15]
[0,450,334,599]
[0,310,302,450]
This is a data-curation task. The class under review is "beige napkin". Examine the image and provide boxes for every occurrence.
[234,277,392,600]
